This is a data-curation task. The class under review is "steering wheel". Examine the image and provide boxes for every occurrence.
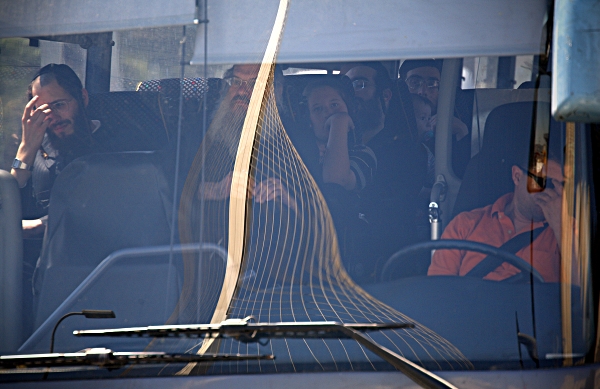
[379,239,544,283]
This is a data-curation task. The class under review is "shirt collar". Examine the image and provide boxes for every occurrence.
[491,192,513,216]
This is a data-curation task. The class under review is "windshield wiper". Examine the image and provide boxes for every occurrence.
[0,347,273,370]
[75,318,457,389]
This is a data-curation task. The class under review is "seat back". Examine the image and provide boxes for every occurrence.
[34,152,174,327]
[87,91,170,152]
[87,78,224,154]
[452,101,540,217]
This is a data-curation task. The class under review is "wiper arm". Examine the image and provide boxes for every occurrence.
[0,347,273,370]
[75,318,413,340]
[76,318,457,389]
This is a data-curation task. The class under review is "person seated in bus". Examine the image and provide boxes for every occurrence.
[299,77,376,272]
[188,63,295,210]
[428,157,563,282]
[411,94,436,185]
[399,59,470,178]
[301,77,376,192]
[342,62,426,282]
[11,64,113,239]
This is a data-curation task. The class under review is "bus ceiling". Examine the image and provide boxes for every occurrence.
[189,0,547,64]
[0,0,196,38]
[1,0,598,121]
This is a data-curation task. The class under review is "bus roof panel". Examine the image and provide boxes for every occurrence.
[0,0,196,38]
[191,0,547,65]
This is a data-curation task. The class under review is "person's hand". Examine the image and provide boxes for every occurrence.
[254,178,297,212]
[451,117,469,140]
[430,115,468,141]
[533,179,563,241]
[20,96,51,156]
[197,172,256,200]
[198,172,233,200]
[22,219,45,239]
[324,112,354,136]
[430,114,437,132]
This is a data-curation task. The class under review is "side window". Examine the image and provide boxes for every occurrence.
[0,38,40,171]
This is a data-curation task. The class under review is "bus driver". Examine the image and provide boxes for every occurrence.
[428,158,564,282]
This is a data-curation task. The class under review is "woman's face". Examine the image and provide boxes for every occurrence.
[307,86,348,142]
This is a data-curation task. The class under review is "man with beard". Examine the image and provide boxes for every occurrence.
[399,59,471,178]
[12,64,110,238]
[192,64,293,207]
[428,158,564,282]
[341,62,427,283]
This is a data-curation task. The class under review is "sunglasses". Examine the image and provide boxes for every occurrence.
[519,166,559,190]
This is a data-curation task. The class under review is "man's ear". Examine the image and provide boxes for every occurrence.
[81,88,89,107]
[511,165,522,186]
[382,88,392,104]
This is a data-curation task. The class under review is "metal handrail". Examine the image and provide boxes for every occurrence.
[19,243,228,352]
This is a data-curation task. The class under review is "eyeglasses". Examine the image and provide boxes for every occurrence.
[351,79,371,90]
[519,166,557,190]
[224,76,257,89]
[38,98,73,113]
[406,76,440,92]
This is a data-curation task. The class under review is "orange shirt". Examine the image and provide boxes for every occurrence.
[428,193,560,282]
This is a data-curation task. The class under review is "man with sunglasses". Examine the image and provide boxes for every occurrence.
[11,63,109,238]
[428,158,564,282]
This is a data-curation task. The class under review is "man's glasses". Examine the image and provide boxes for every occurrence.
[35,98,73,113]
[406,76,440,92]
[351,79,371,90]
[224,76,257,89]
[519,166,556,190]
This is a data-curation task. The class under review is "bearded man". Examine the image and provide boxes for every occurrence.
[11,63,112,238]
[341,62,427,283]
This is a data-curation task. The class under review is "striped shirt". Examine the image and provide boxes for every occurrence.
[349,143,377,191]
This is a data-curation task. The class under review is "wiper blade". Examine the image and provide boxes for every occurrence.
[75,319,413,340]
[0,348,273,370]
[76,318,457,389]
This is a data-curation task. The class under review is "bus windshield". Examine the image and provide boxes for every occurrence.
[0,0,597,384]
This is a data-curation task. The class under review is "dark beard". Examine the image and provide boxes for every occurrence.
[355,96,385,133]
[47,109,95,164]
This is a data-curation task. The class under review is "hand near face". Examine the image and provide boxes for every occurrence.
[324,112,354,136]
[21,96,51,154]
[533,179,563,239]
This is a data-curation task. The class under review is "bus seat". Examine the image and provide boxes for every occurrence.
[452,102,540,218]
[136,77,224,132]
[0,170,24,352]
[33,151,174,328]
[137,77,209,100]
[86,78,224,155]
[87,91,170,152]
[136,77,225,177]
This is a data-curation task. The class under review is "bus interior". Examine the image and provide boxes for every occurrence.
[1,0,600,387]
